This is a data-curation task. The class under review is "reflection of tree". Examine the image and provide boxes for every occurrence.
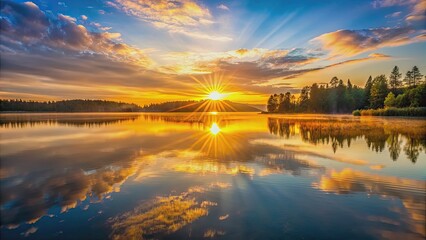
[267,117,426,162]
[0,114,140,128]
[404,137,423,163]
[365,128,388,152]
[387,133,401,161]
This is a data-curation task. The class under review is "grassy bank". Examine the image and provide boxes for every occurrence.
[353,107,426,117]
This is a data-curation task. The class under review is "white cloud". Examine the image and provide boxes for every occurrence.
[217,4,230,11]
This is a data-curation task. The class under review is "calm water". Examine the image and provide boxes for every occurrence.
[0,113,425,240]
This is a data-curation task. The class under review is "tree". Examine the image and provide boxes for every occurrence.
[370,75,388,109]
[389,66,402,90]
[298,87,310,112]
[347,79,353,90]
[267,95,278,112]
[384,92,396,108]
[411,66,423,87]
[364,76,373,108]
[330,76,339,88]
[404,70,413,87]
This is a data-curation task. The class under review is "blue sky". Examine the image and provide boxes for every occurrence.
[1,0,425,104]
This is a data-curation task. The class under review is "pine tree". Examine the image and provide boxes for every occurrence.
[411,66,423,87]
[404,70,413,87]
[364,76,373,108]
[389,66,402,90]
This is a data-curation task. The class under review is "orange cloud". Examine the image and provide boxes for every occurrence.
[317,168,425,237]
[112,0,231,41]
[312,27,424,57]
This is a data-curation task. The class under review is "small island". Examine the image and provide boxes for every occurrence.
[265,66,426,116]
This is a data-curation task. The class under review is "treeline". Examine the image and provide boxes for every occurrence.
[142,100,200,112]
[141,100,260,112]
[0,99,142,112]
[267,66,425,114]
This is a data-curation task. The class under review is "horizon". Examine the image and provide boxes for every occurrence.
[1,0,425,105]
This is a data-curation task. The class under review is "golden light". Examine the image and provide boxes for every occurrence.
[210,123,221,135]
[207,91,224,101]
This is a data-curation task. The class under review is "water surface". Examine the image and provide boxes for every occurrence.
[1,113,425,240]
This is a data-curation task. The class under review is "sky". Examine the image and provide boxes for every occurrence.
[0,0,425,105]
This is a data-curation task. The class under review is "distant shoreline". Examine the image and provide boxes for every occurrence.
[0,99,262,113]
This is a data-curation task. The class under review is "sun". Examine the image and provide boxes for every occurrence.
[208,91,224,101]
[210,122,221,135]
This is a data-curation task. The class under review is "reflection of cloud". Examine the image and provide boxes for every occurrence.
[22,227,38,237]
[172,162,256,176]
[0,163,140,227]
[110,183,230,239]
[316,168,426,238]
[204,229,226,238]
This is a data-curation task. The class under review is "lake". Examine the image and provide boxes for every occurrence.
[0,113,425,240]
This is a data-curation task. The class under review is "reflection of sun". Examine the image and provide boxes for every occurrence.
[210,123,220,135]
[207,91,224,101]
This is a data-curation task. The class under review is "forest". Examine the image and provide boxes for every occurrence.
[266,66,426,115]
[0,99,142,112]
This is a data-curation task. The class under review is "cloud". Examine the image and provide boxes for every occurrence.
[0,1,152,67]
[373,0,426,25]
[372,0,416,8]
[80,14,88,21]
[385,11,402,18]
[312,27,425,57]
[113,0,211,29]
[160,48,320,75]
[406,0,426,24]
[112,0,232,41]
[168,28,232,41]
[217,4,230,11]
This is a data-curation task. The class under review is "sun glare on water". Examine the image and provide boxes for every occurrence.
[208,91,224,101]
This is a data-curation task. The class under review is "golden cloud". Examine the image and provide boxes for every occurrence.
[312,27,425,57]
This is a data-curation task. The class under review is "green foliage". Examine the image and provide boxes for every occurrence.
[391,83,426,108]
[356,107,426,117]
[268,77,365,113]
[352,110,361,116]
[384,92,396,108]
[369,75,388,109]
[269,65,424,115]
